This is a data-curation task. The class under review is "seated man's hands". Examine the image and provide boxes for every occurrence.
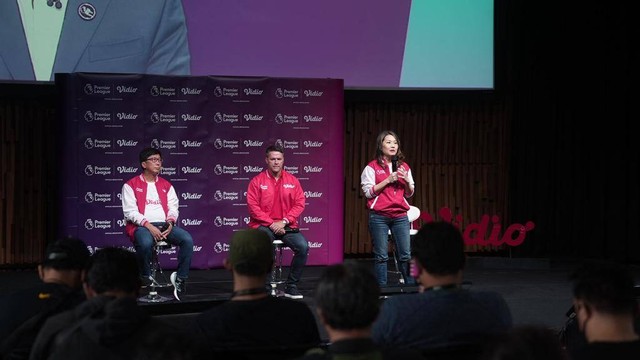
[145,222,172,241]
[269,220,287,235]
[161,222,173,239]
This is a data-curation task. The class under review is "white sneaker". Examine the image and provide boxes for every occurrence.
[170,272,184,301]
[284,287,303,299]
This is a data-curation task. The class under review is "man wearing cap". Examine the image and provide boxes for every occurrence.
[122,147,194,301]
[247,144,309,299]
[30,247,192,360]
[193,229,320,356]
[0,237,91,358]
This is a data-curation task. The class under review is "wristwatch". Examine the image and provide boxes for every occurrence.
[282,218,289,225]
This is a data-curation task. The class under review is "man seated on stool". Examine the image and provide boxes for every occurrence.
[247,144,309,299]
[193,229,320,356]
[122,147,193,301]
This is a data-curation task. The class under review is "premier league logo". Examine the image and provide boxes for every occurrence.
[275,114,284,124]
[150,86,160,97]
[275,88,284,98]
[83,84,93,95]
[84,192,94,203]
[84,219,94,230]
[78,3,96,21]
[214,86,223,97]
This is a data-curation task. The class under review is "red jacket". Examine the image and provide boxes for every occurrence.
[247,170,305,228]
[361,159,415,218]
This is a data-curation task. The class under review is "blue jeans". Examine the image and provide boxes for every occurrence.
[368,212,415,286]
[133,222,193,279]
[257,226,308,288]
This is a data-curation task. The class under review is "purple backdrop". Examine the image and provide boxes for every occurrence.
[57,73,344,269]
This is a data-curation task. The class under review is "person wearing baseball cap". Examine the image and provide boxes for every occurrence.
[193,229,320,357]
[0,237,91,358]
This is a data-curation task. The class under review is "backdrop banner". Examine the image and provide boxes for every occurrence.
[57,73,344,269]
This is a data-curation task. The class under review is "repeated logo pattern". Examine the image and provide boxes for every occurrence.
[61,74,344,268]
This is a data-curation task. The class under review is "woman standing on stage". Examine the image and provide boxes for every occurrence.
[360,130,416,286]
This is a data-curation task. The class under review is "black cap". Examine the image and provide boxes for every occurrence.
[42,237,91,270]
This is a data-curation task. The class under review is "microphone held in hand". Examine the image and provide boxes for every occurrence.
[391,156,398,172]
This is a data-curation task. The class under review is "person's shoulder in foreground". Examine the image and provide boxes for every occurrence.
[481,324,569,360]
[372,221,512,350]
[299,261,421,360]
[0,237,90,358]
[192,229,319,353]
[30,247,193,360]
[568,260,640,360]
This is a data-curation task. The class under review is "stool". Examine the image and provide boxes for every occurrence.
[139,240,173,303]
[387,238,404,284]
[269,240,286,296]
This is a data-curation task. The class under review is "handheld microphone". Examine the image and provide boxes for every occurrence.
[391,156,398,172]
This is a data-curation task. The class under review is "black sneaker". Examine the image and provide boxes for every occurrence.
[170,272,185,300]
[284,287,303,299]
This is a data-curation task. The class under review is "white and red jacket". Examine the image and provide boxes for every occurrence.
[247,170,305,229]
[122,174,179,241]
[361,159,415,218]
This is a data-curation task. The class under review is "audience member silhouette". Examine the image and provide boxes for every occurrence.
[0,237,90,360]
[193,229,320,358]
[567,261,640,360]
[481,325,568,360]
[372,221,512,352]
[299,261,420,359]
[29,247,188,360]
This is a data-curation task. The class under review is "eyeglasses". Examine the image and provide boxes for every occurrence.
[146,157,163,163]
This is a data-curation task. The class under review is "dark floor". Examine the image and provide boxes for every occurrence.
[2,257,638,342]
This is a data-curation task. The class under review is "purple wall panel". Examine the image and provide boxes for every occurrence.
[58,73,344,268]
